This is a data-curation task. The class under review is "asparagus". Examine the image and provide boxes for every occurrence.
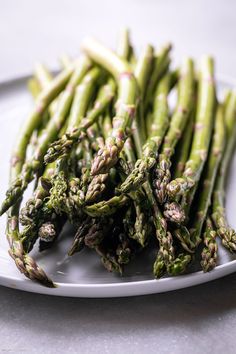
[144,43,172,111]
[34,62,53,89]
[82,37,138,175]
[116,28,152,248]
[163,201,185,224]
[167,253,192,276]
[44,79,115,163]
[84,195,130,217]
[34,62,59,116]
[45,67,102,217]
[153,252,166,278]
[6,118,55,286]
[117,33,176,266]
[189,104,225,247]
[67,217,93,256]
[154,247,191,279]
[38,215,67,252]
[27,78,41,99]
[167,56,216,200]
[153,57,195,204]
[173,226,195,253]
[83,217,113,248]
[116,28,132,63]
[85,173,108,203]
[3,30,236,286]
[201,217,218,272]
[6,206,55,287]
[171,113,194,179]
[133,44,154,152]
[212,91,236,252]
[116,232,132,265]
[118,72,171,194]
[0,56,91,215]
[96,244,122,274]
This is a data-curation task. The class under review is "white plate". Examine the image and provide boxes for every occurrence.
[0,74,236,298]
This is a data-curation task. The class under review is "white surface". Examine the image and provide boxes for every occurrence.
[1,0,236,353]
[1,75,236,298]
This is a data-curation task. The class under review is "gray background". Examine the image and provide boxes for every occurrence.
[1,0,236,353]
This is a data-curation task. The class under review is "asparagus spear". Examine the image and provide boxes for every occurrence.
[189,104,225,247]
[201,217,218,272]
[133,44,154,152]
[19,168,55,252]
[0,56,91,215]
[171,112,194,179]
[167,56,216,200]
[116,28,132,63]
[6,205,55,287]
[154,242,192,278]
[153,252,166,278]
[6,110,55,286]
[116,27,153,248]
[67,216,93,256]
[82,37,138,175]
[20,70,63,252]
[84,195,130,217]
[167,253,192,276]
[153,57,195,204]
[144,43,172,111]
[34,62,60,116]
[34,62,53,89]
[212,91,236,252]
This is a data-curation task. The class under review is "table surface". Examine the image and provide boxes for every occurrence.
[1,0,236,353]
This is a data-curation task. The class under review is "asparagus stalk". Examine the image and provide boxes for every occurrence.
[153,57,195,204]
[6,205,55,287]
[116,28,132,63]
[34,62,53,89]
[116,28,152,248]
[171,112,194,179]
[212,91,236,252]
[133,44,154,151]
[20,71,63,251]
[82,37,138,175]
[6,114,55,286]
[189,104,225,247]
[167,56,216,200]
[84,195,130,217]
[144,43,172,111]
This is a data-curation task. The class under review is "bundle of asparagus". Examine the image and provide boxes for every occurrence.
[1,29,236,287]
